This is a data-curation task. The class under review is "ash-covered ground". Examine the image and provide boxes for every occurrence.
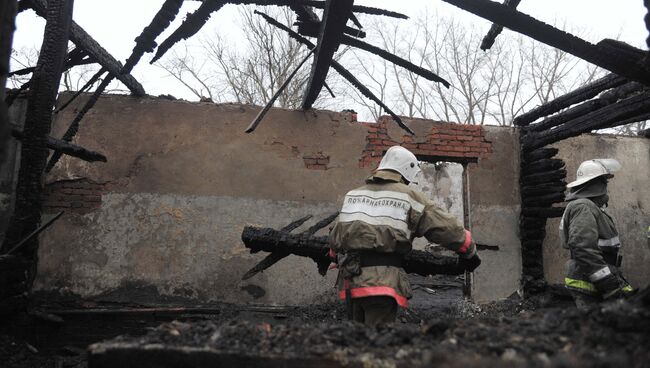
[3,276,649,368]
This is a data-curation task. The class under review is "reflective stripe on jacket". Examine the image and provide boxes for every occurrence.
[329,170,475,307]
[559,197,626,295]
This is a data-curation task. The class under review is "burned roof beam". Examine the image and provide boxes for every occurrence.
[513,73,627,126]
[479,0,520,51]
[28,0,145,96]
[295,21,366,39]
[11,128,107,162]
[301,0,354,109]
[9,50,94,77]
[525,82,644,133]
[522,90,650,150]
[255,10,414,135]
[440,0,650,86]
[46,0,184,172]
[342,35,450,87]
[151,0,224,63]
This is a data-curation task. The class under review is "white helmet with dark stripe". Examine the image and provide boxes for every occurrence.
[377,146,422,184]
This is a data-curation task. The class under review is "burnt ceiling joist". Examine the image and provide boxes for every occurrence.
[301,0,354,109]
[440,0,650,86]
[28,0,145,96]
[255,10,415,135]
[479,0,520,51]
[513,73,628,126]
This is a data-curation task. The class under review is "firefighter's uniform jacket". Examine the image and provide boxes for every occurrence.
[329,170,476,307]
[560,196,632,296]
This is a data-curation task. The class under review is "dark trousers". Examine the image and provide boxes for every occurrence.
[351,296,397,326]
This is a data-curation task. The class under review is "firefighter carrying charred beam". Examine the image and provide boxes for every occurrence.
[328,146,481,326]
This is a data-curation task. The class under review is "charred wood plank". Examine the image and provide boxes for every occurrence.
[479,0,520,51]
[2,0,72,268]
[522,192,565,207]
[440,0,650,86]
[0,0,17,172]
[522,90,650,150]
[54,67,106,113]
[342,35,450,87]
[525,82,644,133]
[301,0,354,109]
[150,0,224,64]
[521,183,566,197]
[520,217,546,229]
[11,128,107,162]
[46,0,184,172]
[521,206,565,218]
[295,20,366,39]
[514,74,627,127]
[28,0,145,96]
[520,169,566,185]
[241,226,468,277]
[221,0,409,19]
[255,10,414,135]
[521,158,564,176]
[521,228,546,240]
[8,48,94,77]
[522,147,558,163]
[638,126,650,138]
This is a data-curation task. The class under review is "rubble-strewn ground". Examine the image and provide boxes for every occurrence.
[2,280,649,368]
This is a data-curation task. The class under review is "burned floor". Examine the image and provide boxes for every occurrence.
[2,276,650,368]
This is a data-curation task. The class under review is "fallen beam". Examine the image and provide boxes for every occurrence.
[241,225,469,278]
[29,0,145,95]
[440,0,650,86]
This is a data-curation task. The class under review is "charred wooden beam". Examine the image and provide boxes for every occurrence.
[514,74,627,127]
[11,128,107,162]
[295,21,366,39]
[151,0,225,63]
[301,0,354,109]
[521,169,566,186]
[342,35,450,87]
[521,206,565,218]
[211,0,409,19]
[525,82,644,133]
[521,183,566,197]
[255,10,415,135]
[54,67,106,114]
[522,90,650,150]
[28,0,145,96]
[441,0,650,86]
[522,147,558,163]
[2,0,72,275]
[522,192,565,207]
[46,0,184,172]
[638,126,650,138]
[0,0,17,171]
[242,225,469,278]
[479,0,520,51]
[520,158,564,176]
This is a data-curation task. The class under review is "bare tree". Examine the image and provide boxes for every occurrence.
[157,7,344,109]
[343,11,608,126]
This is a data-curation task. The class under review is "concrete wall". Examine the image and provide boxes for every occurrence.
[36,93,521,305]
[468,127,522,302]
[543,134,650,289]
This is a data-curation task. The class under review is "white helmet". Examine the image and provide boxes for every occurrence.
[377,146,422,184]
[566,158,621,188]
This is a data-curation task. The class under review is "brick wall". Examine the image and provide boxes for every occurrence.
[303,152,330,170]
[359,117,492,168]
[42,179,105,214]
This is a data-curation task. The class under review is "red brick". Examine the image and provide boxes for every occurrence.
[317,159,329,164]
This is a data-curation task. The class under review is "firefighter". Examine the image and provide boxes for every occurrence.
[329,146,481,326]
[560,158,633,310]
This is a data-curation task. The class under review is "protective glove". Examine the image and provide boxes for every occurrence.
[459,253,481,272]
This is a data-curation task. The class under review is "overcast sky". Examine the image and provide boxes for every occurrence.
[12,0,648,101]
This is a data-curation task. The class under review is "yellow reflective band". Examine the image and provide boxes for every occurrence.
[565,277,597,292]
[623,285,634,292]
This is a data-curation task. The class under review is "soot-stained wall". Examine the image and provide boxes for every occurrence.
[36,93,520,305]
